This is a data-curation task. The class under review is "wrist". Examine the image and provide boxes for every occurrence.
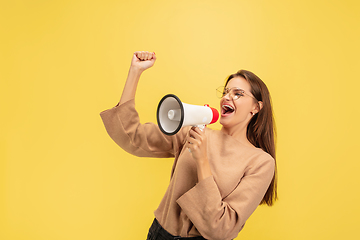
[129,65,144,75]
[197,157,209,166]
[196,158,212,181]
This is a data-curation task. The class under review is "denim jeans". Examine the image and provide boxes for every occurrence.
[146,218,207,240]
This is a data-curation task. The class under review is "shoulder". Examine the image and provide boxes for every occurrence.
[251,147,274,161]
[245,148,274,176]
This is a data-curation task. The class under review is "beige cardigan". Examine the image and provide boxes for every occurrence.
[100,99,274,240]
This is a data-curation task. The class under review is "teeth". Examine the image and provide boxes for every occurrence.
[222,105,234,111]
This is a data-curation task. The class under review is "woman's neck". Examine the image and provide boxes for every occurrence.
[220,125,254,148]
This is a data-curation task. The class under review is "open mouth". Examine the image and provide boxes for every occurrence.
[221,104,235,116]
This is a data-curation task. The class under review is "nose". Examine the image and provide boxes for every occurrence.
[223,91,232,101]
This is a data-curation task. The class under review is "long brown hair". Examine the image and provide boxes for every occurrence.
[225,70,278,206]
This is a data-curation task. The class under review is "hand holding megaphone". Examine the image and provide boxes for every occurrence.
[157,94,219,135]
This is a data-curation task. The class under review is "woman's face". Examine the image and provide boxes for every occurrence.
[219,77,259,129]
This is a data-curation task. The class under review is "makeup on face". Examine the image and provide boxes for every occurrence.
[219,77,256,125]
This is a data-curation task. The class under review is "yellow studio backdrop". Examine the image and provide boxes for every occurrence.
[1,0,359,239]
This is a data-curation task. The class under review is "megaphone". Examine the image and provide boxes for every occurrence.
[157,94,219,135]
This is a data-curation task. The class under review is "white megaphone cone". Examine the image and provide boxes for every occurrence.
[157,94,219,135]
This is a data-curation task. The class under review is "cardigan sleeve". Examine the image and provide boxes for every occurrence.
[99,99,188,158]
[176,157,275,240]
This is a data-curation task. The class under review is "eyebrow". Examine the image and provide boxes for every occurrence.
[225,87,257,100]
[226,87,246,93]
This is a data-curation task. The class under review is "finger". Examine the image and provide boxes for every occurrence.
[191,127,202,135]
[148,51,155,60]
[134,52,141,60]
[187,143,197,153]
[184,141,192,153]
[188,129,198,140]
[136,51,142,60]
[140,51,146,60]
[145,52,152,60]
[195,126,206,135]
[187,136,199,146]
[135,52,142,60]
[189,128,203,141]
[196,127,206,139]
[134,51,155,61]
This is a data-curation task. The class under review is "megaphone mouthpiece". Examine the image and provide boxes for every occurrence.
[205,104,219,124]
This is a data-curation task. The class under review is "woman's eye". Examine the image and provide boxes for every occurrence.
[235,92,244,97]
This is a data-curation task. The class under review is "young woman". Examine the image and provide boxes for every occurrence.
[100,51,277,240]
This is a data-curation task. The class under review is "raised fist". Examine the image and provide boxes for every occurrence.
[131,51,156,71]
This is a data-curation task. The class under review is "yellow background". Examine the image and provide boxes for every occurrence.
[1,0,360,239]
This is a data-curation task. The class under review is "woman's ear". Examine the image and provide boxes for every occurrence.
[251,101,263,115]
[258,101,263,111]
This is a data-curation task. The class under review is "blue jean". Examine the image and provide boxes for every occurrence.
[146,218,207,240]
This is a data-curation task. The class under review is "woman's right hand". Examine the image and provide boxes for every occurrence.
[119,51,156,105]
[130,51,156,72]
